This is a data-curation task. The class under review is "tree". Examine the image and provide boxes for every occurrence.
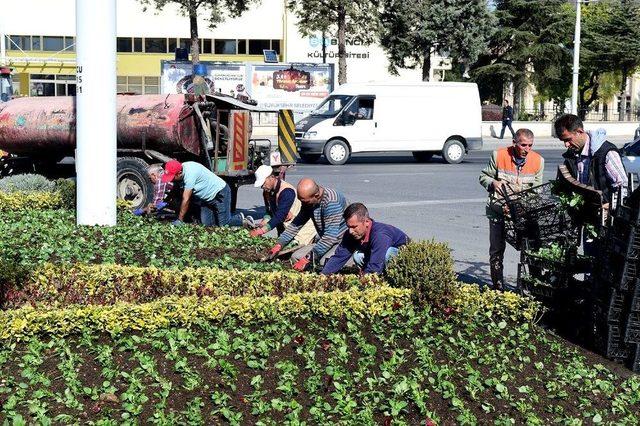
[286,0,379,84]
[139,0,258,65]
[472,0,573,113]
[580,0,640,120]
[378,0,494,82]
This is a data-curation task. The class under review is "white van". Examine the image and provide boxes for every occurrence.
[295,82,483,165]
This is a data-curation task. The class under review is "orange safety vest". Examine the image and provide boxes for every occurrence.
[495,146,543,191]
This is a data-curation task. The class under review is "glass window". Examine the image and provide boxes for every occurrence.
[144,38,167,53]
[31,74,55,80]
[117,76,127,85]
[9,35,30,50]
[64,37,75,52]
[179,38,190,50]
[249,39,271,55]
[133,38,143,52]
[31,36,41,50]
[271,40,280,54]
[43,36,64,51]
[311,95,354,117]
[117,84,128,93]
[144,77,159,85]
[238,39,247,54]
[128,76,142,85]
[168,38,177,53]
[203,39,212,54]
[117,37,132,52]
[214,39,236,55]
[145,86,159,94]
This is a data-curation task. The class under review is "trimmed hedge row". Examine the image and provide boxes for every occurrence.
[0,191,64,212]
[5,263,385,308]
[0,289,411,340]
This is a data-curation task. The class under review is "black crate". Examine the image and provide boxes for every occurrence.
[611,227,640,261]
[616,205,640,226]
[633,345,640,373]
[607,289,627,324]
[626,312,640,344]
[607,324,632,360]
[617,261,638,292]
[631,279,640,312]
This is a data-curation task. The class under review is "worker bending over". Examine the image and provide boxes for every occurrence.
[322,203,409,275]
[268,178,347,271]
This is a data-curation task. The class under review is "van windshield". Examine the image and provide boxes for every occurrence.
[311,95,353,117]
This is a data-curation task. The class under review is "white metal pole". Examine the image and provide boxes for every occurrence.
[75,0,117,225]
[571,0,581,115]
[0,33,6,65]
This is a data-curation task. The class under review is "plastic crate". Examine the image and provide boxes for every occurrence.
[631,279,640,312]
[633,345,640,373]
[616,260,638,292]
[607,289,627,324]
[611,227,640,261]
[616,205,640,226]
[607,324,632,360]
[626,312,640,344]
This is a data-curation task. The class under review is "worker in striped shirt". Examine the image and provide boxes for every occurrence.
[267,178,347,271]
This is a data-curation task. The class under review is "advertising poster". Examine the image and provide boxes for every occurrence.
[161,61,246,96]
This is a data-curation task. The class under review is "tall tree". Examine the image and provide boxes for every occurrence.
[139,0,258,64]
[580,0,640,120]
[287,0,379,84]
[472,0,573,113]
[378,0,494,82]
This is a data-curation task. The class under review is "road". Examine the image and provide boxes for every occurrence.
[236,146,570,286]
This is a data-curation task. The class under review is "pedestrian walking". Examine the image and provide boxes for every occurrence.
[499,99,515,139]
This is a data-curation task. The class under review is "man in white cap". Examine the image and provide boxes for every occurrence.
[250,165,315,245]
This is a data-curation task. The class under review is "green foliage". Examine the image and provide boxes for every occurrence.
[0,174,55,193]
[379,0,494,81]
[54,179,76,208]
[386,240,457,307]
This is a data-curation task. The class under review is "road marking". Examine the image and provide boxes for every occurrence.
[368,198,486,208]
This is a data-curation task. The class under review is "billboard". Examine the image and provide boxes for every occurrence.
[161,61,334,118]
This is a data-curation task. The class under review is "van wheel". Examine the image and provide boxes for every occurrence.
[412,151,434,163]
[324,140,350,165]
[117,157,154,210]
[442,139,465,164]
[299,153,321,164]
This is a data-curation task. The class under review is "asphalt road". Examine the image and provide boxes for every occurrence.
[236,147,569,287]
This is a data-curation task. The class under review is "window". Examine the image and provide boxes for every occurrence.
[168,38,177,53]
[133,38,143,52]
[203,39,212,54]
[145,38,167,53]
[31,36,41,50]
[117,38,132,52]
[238,40,247,54]
[117,76,160,94]
[249,39,271,55]
[64,36,75,52]
[8,35,31,51]
[43,36,64,51]
[215,39,236,54]
[271,40,280,54]
[179,38,190,50]
[30,74,75,97]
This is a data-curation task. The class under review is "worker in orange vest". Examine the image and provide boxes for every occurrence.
[479,128,544,290]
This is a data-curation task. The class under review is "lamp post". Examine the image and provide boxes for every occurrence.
[571,0,581,115]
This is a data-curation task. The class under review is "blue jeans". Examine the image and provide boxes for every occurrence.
[353,247,399,269]
[200,184,231,226]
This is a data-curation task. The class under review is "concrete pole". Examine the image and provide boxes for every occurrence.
[75,0,117,225]
[571,0,581,115]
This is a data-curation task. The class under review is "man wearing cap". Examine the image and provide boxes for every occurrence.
[250,165,316,245]
[162,160,231,226]
[267,178,347,271]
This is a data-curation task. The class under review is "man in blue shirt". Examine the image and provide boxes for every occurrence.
[322,203,409,275]
[162,160,231,226]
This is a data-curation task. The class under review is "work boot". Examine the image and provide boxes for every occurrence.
[490,258,505,291]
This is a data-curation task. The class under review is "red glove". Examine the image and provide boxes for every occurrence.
[269,243,282,258]
[250,227,267,237]
[293,256,310,272]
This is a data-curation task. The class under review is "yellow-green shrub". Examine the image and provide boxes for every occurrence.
[452,283,542,323]
[6,263,385,308]
[0,191,63,212]
[386,240,457,307]
[0,287,411,340]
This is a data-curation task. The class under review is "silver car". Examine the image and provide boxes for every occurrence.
[622,138,640,183]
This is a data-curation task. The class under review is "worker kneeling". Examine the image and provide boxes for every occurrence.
[321,203,410,275]
[162,160,231,226]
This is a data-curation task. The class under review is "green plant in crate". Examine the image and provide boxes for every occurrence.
[386,240,456,308]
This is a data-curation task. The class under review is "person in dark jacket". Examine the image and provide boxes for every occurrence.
[554,114,628,206]
[321,203,409,275]
[499,99,515,139]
